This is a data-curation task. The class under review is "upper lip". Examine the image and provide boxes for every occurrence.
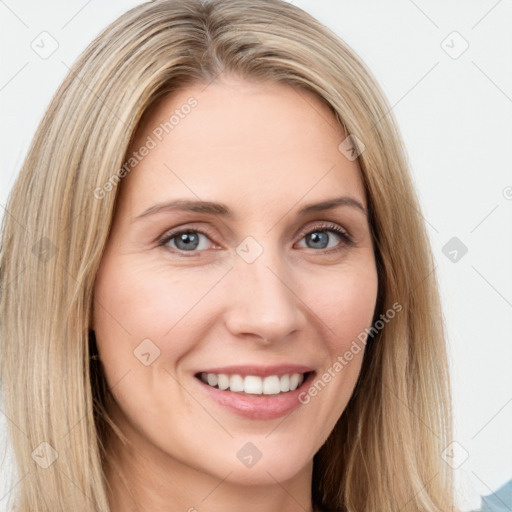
[195,364,314,378]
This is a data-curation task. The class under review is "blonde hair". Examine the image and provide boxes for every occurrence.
[0,0,455,510]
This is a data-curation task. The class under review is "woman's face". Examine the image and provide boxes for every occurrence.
[93,77,378,486]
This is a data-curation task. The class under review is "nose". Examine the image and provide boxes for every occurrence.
[223,245,303,345]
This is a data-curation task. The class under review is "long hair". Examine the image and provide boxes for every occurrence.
[0,0,455,510]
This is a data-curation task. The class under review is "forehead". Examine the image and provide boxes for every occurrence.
[118,77,366,216]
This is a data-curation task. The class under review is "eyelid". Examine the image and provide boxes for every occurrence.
[157,223,218,247]
[296,221,352,242]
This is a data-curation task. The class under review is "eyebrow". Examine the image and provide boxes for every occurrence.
[133,196,367,222]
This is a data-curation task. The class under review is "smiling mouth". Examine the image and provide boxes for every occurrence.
[195,371,314,395]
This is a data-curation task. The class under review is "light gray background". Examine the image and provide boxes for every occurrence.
[1,1,511,511]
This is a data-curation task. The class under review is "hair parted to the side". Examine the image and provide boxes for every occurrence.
[0,0,456,510]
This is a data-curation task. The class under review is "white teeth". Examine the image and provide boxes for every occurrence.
[217,373,230,390]
[229,374,244,392]
[279,374,290,392]
[263,375,281,395]
[199,372,308,395]
[289,373,301,391]
[244,375,263,394]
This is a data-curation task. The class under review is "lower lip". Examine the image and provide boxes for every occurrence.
[196,372,315,420]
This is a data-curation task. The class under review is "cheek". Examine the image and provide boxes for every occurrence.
[291,259,378,444]
[91,258,208,432]
[92,256,223,372]
[308,259,379,352]
[94,254,196,333]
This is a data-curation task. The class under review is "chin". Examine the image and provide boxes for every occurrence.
[188,437,316,486]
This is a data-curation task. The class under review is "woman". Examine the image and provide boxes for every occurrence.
[0,0,456,510]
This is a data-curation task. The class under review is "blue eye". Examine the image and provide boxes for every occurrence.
[297,222,353,252]
[299,229,347,250]
[161,230,212,252]
[158,222,353,255]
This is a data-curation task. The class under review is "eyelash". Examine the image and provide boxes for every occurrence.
[157,222,354,256]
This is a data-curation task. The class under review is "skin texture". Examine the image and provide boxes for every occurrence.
[92,76,379,512]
